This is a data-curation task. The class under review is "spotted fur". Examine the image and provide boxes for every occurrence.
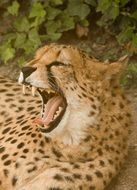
[0,44,131,190]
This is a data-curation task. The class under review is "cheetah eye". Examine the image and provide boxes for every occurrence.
[47,61,70,69]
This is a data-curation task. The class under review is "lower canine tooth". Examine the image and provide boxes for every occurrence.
[32,86,36,96]
[22,85,26,94]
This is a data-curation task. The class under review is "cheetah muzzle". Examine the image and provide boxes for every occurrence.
[20,62,67,134]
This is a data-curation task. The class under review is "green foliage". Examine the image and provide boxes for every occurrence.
[121,62,137,87]
[0,43,15,63]
[0,0,137,66]
[0,0,92,64]
[96,0,137,50]
[67,0,90,19]
[7,1,20,16]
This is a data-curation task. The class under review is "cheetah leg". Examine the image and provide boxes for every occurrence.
[18,157,120,190]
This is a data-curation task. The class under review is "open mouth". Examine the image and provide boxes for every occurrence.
[22,85,67,133]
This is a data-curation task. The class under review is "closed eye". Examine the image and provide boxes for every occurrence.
[46,61,67,93]
[47,61,69,70]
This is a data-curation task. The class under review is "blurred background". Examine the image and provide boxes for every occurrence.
[0,1,137,189]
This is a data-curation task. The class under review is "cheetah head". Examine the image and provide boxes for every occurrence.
[18,44,128,145]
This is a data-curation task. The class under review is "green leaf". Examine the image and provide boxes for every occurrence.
[14,17,30,32]
[97,1,119,26]
[28,28,41,48]
[30,17,45,28]
[14,33,27,49]
[46,20,61,33]
[29,2,46,18]
[110,2,119,20]
[46,7,61,20]
[40,34,49,41]
[97,0,111,13]
[84,0,97,7]
[23,40,35,55]
[50,0,64,6]
[17,56,26,66]
[59,12,75,31]
[130,11,137,20]
[7,1,20,16]
[80,19,89,27]
[47,33,62,41]
[40,33,62,41]
[22,29,41,55]
[130,64,137,73]
[0,43,15,63]
[4,33,16,43]
[120,0,130,7]
[117,26,134,44]
[67,0,90,19]
[97,1,119,20]
[132,33,137,47]
[61,17,75,31]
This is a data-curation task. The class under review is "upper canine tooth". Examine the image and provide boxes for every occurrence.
[32,86,36,96]
[22,85,26,94]
[47,89,55,94]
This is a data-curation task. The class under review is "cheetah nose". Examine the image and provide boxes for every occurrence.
[21,67,37,79]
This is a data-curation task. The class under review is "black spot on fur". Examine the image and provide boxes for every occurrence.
[73,173,82,179]
[17,142,25,149]
[97,148,103,156]
[27,107,35,111]
[12,176,18,186]
[60,168,69,172]
[49,188,63,190]
[5,137,13,142]
[2,127,11,134]
[27,166,37,173]
[23,149,29,153]
[37,148,44,154]
[4,160,11,166]
[84,135,91,142]
[85,174,92,181]
[65,176,74,182]
[0,147,5,153]
[54,174,64,181]
[11,139,17,144]
[3,169,9,177]
[0,89,7,92]
[52,147,63,158]
[73,164,80,169]
[1,154,9,160]
[99,160,105,167]
[95,170,103,178]
[89,186,95,190]
[15,162,20,168]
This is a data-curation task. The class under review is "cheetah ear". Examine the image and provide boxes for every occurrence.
[105,55,129,80]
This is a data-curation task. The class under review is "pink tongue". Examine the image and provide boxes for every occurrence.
[34,96,63,126]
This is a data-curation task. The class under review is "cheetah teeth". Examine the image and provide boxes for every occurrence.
[22,85,26,95]
[22,85,37,96]
[53,106,63,119]
[22,85,55,96]
[47,89,55,94]
[32,86,36,96]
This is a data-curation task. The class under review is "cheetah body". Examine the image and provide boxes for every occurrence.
[0,44,131,190]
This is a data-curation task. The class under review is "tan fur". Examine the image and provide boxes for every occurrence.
[0,44,131,190]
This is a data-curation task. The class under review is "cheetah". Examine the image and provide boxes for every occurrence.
[0,44,131,190]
